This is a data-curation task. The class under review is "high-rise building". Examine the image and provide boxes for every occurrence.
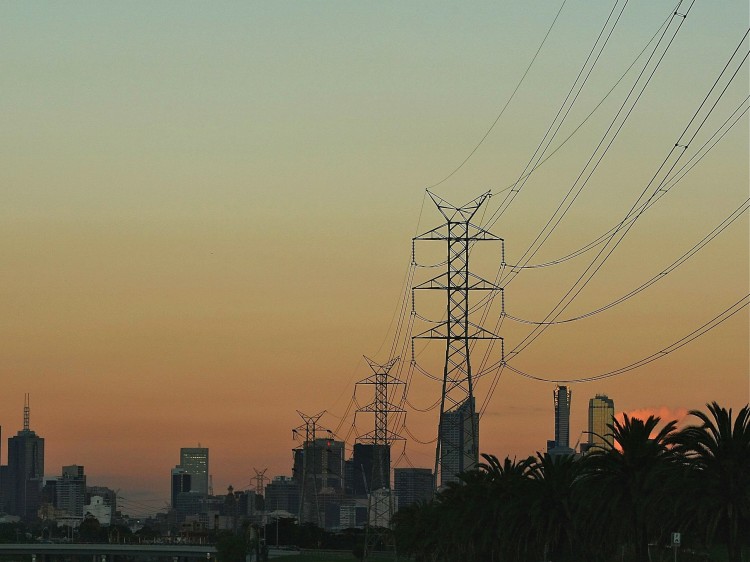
[171,467,192,508]
[440,397,478,484]
[394,468,433,511]
[180,447,209,496]
[297,438,345,528]
[264,476,300,515]
[6,395,44,519]
[350,443,390,497]
[548,385,574,455]
[588,394,615,450]
[554,385,572,449]
[56,465,86,517]
[299,438,345,492]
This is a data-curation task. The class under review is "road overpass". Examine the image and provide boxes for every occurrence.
[0,543,217,562]
[0,544,298,561]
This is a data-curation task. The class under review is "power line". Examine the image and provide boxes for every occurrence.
[426,0,568,189]
[504,95,749,270]
[506,25,747,360]
[467,2,692,395]
[500,293,750,383]
[504,197,750,325]
[482,0,636,228]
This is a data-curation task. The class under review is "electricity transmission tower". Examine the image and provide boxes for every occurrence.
[292,410,329,528]
[253,468,268,496]
[413,191,504,488]
[355,356,404,561]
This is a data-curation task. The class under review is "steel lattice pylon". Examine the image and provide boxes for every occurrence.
[413,191,504,488]
[355,356,404,561]
[253,467,268,497]
[292,410,328,528]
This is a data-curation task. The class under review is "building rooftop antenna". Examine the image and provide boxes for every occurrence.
[23,393,30,431]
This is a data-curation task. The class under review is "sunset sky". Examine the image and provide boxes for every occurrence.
[1,2,747,514]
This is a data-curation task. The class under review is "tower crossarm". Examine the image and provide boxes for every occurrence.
[413,272,501,291]
[413,321,503,342]
[413,221,503,242]
[426,190,491,222]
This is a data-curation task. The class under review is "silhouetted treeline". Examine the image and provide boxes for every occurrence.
[392,402,750,562]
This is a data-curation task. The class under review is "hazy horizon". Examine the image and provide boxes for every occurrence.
[1,2,747,515]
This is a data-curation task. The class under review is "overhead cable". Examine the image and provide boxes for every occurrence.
[500,293,750,383]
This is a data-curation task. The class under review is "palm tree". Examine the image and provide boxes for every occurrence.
[583,414,679,562]
[669,402,750,562]
[478,454,535,561]
[526,452,581,562]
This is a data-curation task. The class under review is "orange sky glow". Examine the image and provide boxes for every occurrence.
[0,2,747,513]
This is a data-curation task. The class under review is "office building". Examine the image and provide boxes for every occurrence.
[350,443,390,496]
[394,468,433,511]
[548,385,574,455]
[171,467,191,508]
[588,394,615,450]
[297,438,345,493]
[440,397,478,485]
[297,438,345,527]
[56,465,86,517]
[6,395,45,518]
[180,447,209,496]
[264,476,299,516]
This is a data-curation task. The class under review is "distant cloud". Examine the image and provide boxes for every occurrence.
[616,406,691,427]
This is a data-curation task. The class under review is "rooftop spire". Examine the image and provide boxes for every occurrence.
[23,393,30,431]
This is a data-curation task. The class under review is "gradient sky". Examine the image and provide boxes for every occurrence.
[1,2,748,515]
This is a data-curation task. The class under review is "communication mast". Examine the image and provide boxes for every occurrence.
[355,356,404,560]
[23,393,30,431]
[413,191,504,488]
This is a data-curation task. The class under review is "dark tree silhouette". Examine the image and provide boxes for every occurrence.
[670,402,750,562]
[583,414,679,562]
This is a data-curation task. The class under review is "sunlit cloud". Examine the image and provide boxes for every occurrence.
[616,406,691,427]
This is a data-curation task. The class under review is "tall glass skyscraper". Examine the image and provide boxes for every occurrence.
[440,397,478,485]
[588,394,615,449]
[553,385,572,449]
[180,447,209,496]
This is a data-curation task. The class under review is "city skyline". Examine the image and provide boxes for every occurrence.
[1,2,747,512]
[0,387,738,516]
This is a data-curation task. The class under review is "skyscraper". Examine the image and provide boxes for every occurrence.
[6,395,44,519]
[548,385,574,455]
[554,385,572,449]
[297,438,345,528]
[440,397,478,484]
[350,443,390,496]
[588,394,615,449]
[180,447,209,496]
